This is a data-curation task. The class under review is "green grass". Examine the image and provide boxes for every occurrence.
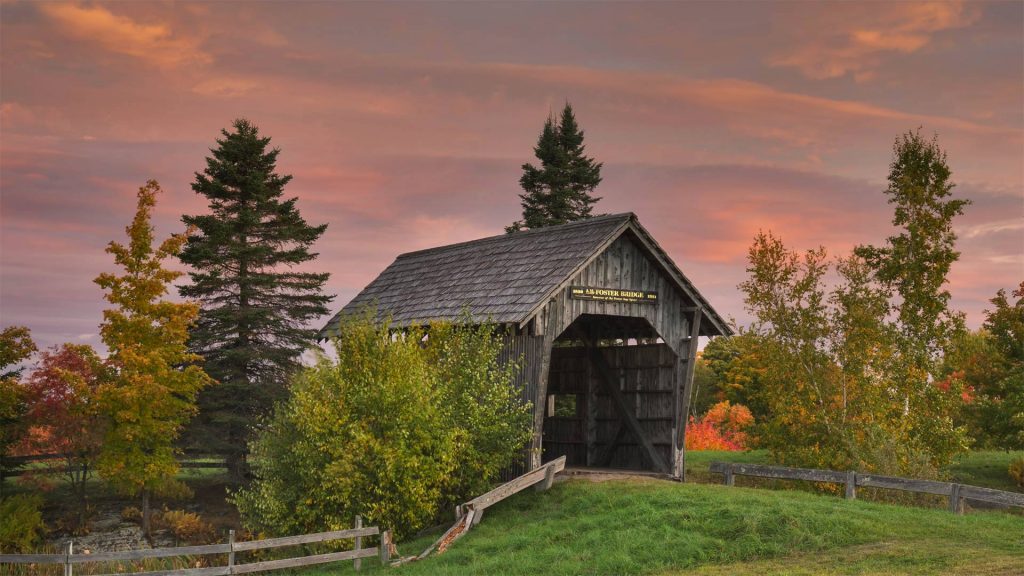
[947,450,1024,493]
[684,450,770,483]
[298,477,1022,576]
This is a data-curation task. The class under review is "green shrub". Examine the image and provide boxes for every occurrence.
[234,311,532,539]
[0,493,46,552]
[1009,457,1024,489]
[426,319,533,508]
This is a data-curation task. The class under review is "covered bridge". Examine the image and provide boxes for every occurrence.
[318,213,731,479]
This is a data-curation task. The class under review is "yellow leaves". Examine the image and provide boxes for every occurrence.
[94,179,213,498]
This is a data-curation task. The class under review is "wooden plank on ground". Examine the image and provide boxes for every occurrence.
[418,512,472,560]
[467,456,566,512]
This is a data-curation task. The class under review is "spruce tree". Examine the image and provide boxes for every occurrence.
[507,104,602,232]
[179,119,333,477]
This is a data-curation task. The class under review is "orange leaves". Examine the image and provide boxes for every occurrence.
[686,401,755,451]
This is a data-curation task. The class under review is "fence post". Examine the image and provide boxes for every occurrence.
[379,530,391,565]
[949,484,963,515]
[844,471,856,500]
[228,529,235,574]
[353,515,362,571]
[535,462,557,492]
[724,463,735,487]
[64,541,73,576]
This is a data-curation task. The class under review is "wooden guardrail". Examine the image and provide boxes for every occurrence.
[0,518,392,575]
[405,456,566,564]
[709,461,1024,514]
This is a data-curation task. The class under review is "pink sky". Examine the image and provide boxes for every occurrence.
[2,1,1022,353]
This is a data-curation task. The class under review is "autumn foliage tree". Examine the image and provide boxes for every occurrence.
[20,344,109,531]
[0,326,36,498]
[942,282,1024,449]
[855,130,970,389]
[739,232,968,475]
[95,181,213,536]
[685,401,754,451]
[1,327,36,381]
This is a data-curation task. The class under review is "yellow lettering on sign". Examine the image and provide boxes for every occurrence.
[567,286,659,305]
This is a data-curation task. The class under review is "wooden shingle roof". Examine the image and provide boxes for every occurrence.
[317,213,730,338]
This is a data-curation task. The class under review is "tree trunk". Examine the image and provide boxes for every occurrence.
[226,451,248,483]
[141,489,152,541]
[77,462,88,532]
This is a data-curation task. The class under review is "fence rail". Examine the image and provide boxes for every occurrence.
[0,520,392,576]
[1,454,227,481]
[709,461,1024,514]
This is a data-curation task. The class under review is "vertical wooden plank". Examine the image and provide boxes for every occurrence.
[64,541,73,576]
[535,462,557,491]
[725,464,735,487]
[531,300,559,469]
[353,515,362,571]
[671,346,683,478]
[228,530,236,574]
[949,484,963,514]
[845,471,857,500]
[621,235,633,290]
[379,530,392,565]
[674,308,703,480]
[586,353,597,466]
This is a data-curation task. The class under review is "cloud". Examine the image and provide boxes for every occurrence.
[38,2,211,69]
[2,0,1020,354]
[958,218,1024,238]
[770,2,980,80]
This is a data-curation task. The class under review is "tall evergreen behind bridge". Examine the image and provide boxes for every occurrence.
[179,119,333,477]
[507,103,603,233]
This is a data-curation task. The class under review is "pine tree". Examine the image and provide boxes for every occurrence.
[179,119,333,477]
[95,180,212,536]
[507,104,602,232]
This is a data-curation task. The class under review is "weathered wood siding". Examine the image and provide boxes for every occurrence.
[530,232,691,356]
[543,344,676,470]
[498,331,546,480]
[501,232,701,475]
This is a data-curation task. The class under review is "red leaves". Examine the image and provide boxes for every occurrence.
[19,344,106,458]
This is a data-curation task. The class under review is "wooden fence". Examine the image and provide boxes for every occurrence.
[709,461,1024,514]
[1,454,226,483]
[0,519,391,576]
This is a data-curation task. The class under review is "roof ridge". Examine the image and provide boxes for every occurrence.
[396,212,634,260]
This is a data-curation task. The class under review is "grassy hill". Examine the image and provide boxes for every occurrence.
[304,476,1022,576]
